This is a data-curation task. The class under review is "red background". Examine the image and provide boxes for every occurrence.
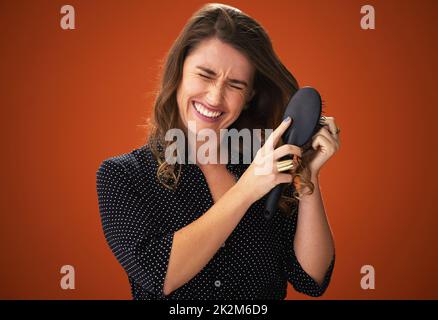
[1,0,437,299]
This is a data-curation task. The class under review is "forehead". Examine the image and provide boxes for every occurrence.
[185,37,254,79]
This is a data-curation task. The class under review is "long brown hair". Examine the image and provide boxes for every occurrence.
[146,3,320,216]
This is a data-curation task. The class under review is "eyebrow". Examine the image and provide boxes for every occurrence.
[195,65,248,87]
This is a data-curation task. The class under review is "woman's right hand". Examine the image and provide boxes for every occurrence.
[235,117,303,205]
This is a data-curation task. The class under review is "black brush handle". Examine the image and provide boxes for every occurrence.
[264,183,286,219]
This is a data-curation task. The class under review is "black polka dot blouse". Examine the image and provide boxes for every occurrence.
[96,143,335,300]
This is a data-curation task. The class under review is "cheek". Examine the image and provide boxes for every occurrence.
[177,83,190,109]
[181,78,205,100]
[227,92,246,112]
[176,89,184,115]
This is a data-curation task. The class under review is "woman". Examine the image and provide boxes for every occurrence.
[96,3,339,300]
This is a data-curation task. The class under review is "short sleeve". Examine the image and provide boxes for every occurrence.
[96,158,174,298]
[281,204,335,297]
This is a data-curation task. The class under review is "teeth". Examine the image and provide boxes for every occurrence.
[193,102,223,118]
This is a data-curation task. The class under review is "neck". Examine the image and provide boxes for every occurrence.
[187,138,224,165]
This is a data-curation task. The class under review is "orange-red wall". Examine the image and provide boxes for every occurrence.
[1,0,437,299]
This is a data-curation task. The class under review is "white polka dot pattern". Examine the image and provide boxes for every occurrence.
[96,144,335,300]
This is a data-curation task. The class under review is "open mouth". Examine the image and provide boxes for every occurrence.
[192,101,224,119]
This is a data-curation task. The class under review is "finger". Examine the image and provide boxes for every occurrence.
[275,172,294,185]
[313,127,340,151]
[320,116,339,139]
[273,144,302,160]
[311,134,331,151]
[264,117,292,151]
[320,126,340,149]
[314,127,337,146]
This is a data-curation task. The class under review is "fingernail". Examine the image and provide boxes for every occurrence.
[283,116,291,123]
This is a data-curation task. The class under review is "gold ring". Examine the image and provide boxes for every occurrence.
[277,159,294,172]
[319,116,327,124]
[278,164,294,172]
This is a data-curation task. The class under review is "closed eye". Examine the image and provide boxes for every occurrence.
[229,84,244,90]
[199,73,243,90]
[198,73,212,79]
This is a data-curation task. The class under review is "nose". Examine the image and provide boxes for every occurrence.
[206,82,225,107]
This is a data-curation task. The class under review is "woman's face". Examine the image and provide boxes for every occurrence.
[176,37,255,136]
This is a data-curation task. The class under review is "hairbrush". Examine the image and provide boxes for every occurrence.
[264,86,323,220]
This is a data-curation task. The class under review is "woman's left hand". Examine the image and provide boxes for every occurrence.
[308,116,341,176]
